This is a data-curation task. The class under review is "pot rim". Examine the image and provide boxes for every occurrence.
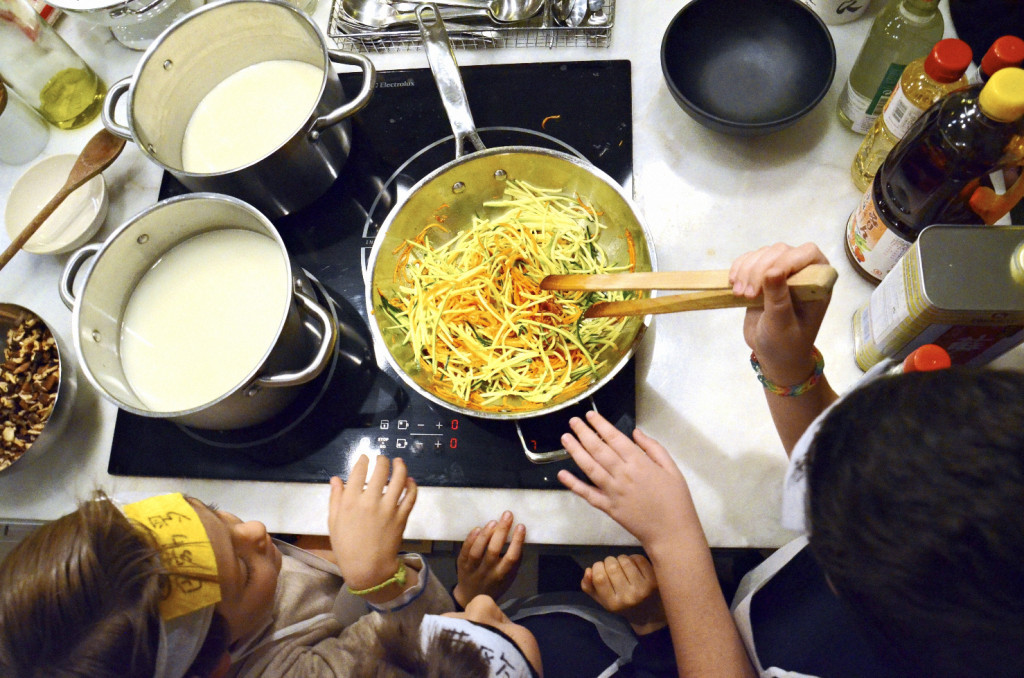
[121,0,334,177]
[69,192,299,420]
[365,144,658,421]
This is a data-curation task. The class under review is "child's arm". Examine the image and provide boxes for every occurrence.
[729,243,839,455]
[558,412,756,678]
[328,455,420,606]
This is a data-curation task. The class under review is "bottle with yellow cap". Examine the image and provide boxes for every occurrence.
[845,67,1024,283]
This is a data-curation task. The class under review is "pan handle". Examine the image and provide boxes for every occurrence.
[515,397,603,464]
[416,4,486,159]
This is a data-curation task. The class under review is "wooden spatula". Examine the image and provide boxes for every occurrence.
[539,265,838,318]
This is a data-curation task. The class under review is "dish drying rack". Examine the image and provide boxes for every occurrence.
[328,0,614,52]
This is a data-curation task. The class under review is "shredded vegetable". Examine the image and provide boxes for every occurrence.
[377,179,637,412]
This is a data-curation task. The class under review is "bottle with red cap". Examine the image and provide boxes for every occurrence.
[887,344,952,374]
[851,38,974,192]
[978,34,1024,82]
[844,68,1024,283]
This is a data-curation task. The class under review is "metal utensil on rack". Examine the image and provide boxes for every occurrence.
[341,0,489,28]
[429,0,543,23]
[552,0,586,26]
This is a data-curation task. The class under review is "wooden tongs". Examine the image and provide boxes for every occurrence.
[540,265,838,318]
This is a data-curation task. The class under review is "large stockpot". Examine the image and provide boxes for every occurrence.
[365,6,656,430]
[101,0,375,218]
[59,193,337,430]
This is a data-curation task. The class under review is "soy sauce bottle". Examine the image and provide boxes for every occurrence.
[845,68,1024,282]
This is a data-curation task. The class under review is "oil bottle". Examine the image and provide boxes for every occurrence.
[844,67,1024,283]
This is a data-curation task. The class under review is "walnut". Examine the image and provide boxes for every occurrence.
[0,312,60,469]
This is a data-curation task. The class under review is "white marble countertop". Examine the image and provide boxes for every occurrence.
[2,0,1020,546]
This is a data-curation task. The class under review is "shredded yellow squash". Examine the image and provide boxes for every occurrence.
[378,179,636,412]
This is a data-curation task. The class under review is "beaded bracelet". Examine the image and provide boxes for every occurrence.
[750,347,824,397]
[346,560,407,596]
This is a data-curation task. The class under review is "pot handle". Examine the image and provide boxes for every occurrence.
[515,397,600,464]
[313,51,377,136]
[58,244,101,311]
[101,77,134,141]
[254,285,338,389]
[416,4,486,159]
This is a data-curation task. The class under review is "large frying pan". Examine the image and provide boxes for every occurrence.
[365,5,657,427]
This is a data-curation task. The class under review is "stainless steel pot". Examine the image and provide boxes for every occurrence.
[59,193,337,430]
[101,0,376,217]
[365,6,656,434]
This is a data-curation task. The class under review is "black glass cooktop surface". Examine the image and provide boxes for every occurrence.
[107,59,635,489]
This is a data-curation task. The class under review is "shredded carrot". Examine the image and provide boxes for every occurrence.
[541,115,561,129]
[378,180,637,412]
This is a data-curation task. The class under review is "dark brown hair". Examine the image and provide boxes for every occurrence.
[0,491,229,678]
[348,615,491,677]
[806,369,1024,678]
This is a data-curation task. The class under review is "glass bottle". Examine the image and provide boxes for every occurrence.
[844,68,1024,283]
[0,79,50,164]
[851,38,972,191]
[837,0,944,134]
[0,0,105,129]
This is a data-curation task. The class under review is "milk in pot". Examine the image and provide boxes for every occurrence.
[181,59,323,174]
[119,229,290,411]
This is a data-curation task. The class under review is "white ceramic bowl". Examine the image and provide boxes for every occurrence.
[4,154,108,255]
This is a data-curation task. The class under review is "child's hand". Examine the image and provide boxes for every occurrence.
[729,243,831,387]
[557,411,699,551]
[452,511,526,608]
[328,455,417,599]
[582,554,667,636]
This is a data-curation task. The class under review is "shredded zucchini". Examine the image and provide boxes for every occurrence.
[381,180,635,412]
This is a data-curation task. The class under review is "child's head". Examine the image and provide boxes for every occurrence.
[362,595,541,678]
[0,491,281,678]
[805,369,1024,678]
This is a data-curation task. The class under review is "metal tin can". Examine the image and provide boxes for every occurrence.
[853,224,1024,369]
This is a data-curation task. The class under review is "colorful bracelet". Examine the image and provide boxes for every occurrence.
[346,560,407,596]
[750,347,824,397]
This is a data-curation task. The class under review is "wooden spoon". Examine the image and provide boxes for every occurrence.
[0,128,126,272]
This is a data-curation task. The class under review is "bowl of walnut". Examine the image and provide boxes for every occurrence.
[0,304,76,474]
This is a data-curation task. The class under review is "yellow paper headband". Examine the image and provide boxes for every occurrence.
[122,493,222,620]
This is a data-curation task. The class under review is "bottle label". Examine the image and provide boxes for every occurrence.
[840,63,907,133]
[845,188,914,281]
[880,80,927,138]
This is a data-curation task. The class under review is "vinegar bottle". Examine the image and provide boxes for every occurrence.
[844,68,1024,283]
[851,38,973,192]
[837,0,945,134]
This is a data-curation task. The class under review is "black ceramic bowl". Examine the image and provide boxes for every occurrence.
[661,0,836,136]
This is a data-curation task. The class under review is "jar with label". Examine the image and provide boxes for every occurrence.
[0,0,105,129]
[0,80,50,165]
[853,225,1024,369]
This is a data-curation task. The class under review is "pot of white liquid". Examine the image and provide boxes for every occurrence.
[101,0,376,218]
[58,193,338,430]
